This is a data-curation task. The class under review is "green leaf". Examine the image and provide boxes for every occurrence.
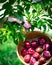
[25,5,30,11]
[32,3,42,12]
[17,5,24,12]
[48,24,52,29]
[24,1,31,11]
[25,1,31,5]
[31,25,34,31]
[9,0,16,5]
[2,2,10,9]
[19,32,25,40]
[43,24,46,33]
[0,30,3,35]
[37,21,42,28]
[48,8,52,16]
[0,0,6,3]
[17,0,21,4]
[32,9,36,13]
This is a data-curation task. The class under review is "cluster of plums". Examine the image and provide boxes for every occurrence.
[21,37,51,65]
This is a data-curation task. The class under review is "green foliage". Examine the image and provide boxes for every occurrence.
[0,0,52,44]
[1,21,25,44]
[0,0,52,30]
[42,0,52,16]
[0,39,23,65]
[0,0,6,3]
[0,0,52,65]
[9,0,16,5]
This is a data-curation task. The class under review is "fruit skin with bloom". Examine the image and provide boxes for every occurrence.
[33,52,40,60]
[31,40,38,48]
[24,41,31,49]
[35,46,43,53]
[43,44,50,50]
[24,54,31,63]
[39,37,46,45]
[39,57,46,64]
[30,57,37,65]
[28,48,35,55]
[21,48,27,56]
[43,51,51,59]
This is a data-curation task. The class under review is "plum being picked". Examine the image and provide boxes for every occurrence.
[39,37,46,45]
[30,57,37,65]
[28,48,35,55]
[43,51,51,59]
[31,40,38,48]
[43,43,50,50]
[24,54,31,63]
[33,52,40,60]
[24,41,31,49]
[39,57,46,64]
[21,48,27,56]
[23,22,31,29]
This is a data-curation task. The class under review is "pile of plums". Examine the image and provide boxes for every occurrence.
[21,37,51,65]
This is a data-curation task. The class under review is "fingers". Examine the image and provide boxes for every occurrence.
[8,16,22,24]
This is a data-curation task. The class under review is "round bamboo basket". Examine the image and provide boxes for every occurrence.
[17,31,52,65]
